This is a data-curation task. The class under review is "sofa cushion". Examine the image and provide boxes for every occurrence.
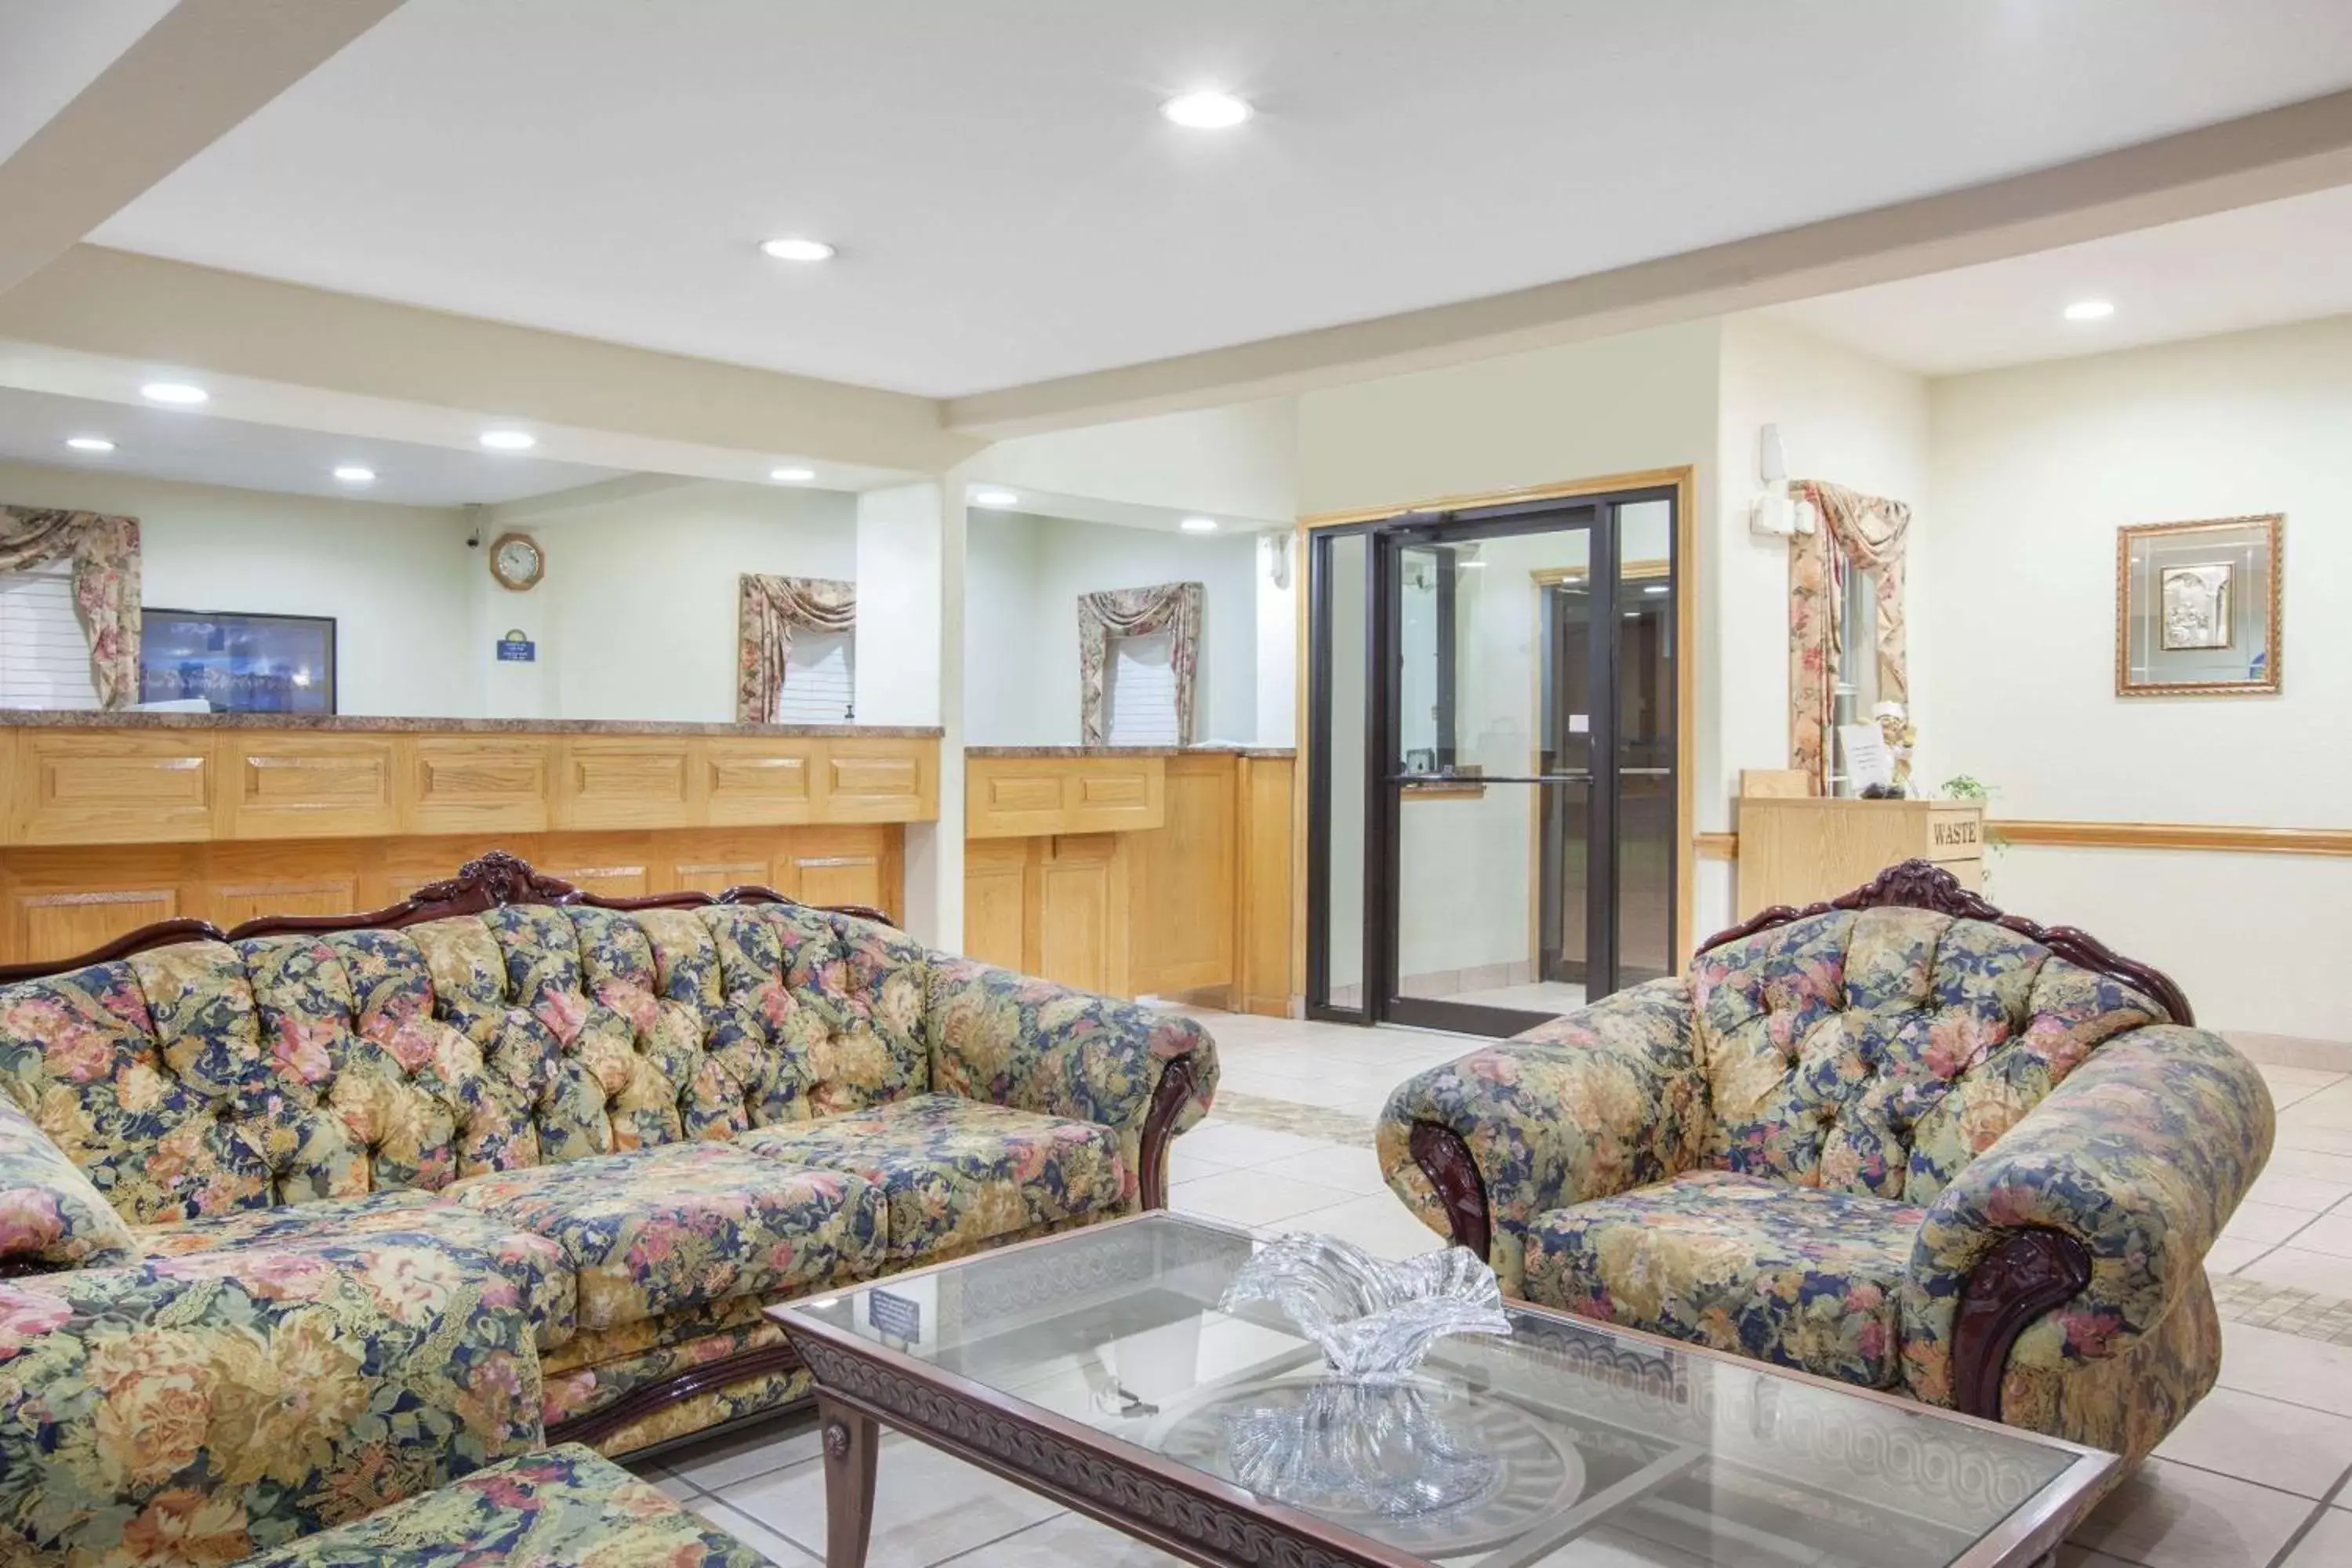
[701,903,931,1119]
[1690,906,2165,1201]
[227,1443,766,1567]
[1,1091,140,1269]
[1524,1169,1924,1388]
[739,1092,1127,1264]
[446,1142,885,1330]
[136,1189,577,1351]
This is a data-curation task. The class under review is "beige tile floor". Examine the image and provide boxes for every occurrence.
[635,1011,2352,1568]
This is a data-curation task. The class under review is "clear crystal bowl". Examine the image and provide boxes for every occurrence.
[1219,1232,1512,1383]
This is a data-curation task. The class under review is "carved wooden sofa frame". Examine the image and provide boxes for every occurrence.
[1403,858,2197,1423]
[0,850,1203,1453]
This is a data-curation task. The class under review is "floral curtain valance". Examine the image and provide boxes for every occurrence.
[1078,580,1203,746]
[736,573,856,722]
[0,507,141,709]
[1788,479,1911,793]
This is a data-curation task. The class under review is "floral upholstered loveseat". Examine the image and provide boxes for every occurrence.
[1377,861,2271,1463]
[0,851,1216,1560]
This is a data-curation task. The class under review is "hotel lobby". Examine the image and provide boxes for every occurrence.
[2,4,2352,1565]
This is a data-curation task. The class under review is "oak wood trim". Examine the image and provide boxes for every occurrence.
[1952,1229,2094,1421]
[1991,819,2352,855]
[1707,818,2352,858]
[1699,858,2194,1027]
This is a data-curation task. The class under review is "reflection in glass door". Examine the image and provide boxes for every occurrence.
[1308,486,1678,1037]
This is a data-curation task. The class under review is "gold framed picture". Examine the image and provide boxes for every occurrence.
[2115,514,2281,697]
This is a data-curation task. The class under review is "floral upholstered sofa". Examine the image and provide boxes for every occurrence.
[0,852,1216,1560]
[1377,861,2271,1463]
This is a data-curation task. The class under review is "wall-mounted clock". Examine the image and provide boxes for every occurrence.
[488,531,545,591]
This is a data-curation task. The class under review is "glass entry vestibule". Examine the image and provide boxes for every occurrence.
[1308,484,1681,1038]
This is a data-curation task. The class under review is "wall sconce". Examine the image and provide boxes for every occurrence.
[1261,532,1293,590]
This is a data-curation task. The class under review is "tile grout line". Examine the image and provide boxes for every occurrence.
[2259,1458,2352,1568]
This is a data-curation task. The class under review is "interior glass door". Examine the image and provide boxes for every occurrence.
[1305,485,1677,1036]
[1385,505,1604,1036]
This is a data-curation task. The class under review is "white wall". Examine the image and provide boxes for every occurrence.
[1713,315,1933,932]
[1298,321,1724,988]
[517,479,858,723]
[975,399,1297,526]
[961,511,1259,746]
[0,460,478,716]
[1929,315,2352,1037]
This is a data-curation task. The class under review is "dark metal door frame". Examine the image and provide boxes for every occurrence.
[1305,485,1677,1036]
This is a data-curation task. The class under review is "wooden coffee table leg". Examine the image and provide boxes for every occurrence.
[818,1395,879,1568]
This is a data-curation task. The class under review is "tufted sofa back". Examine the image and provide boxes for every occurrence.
[0,901,930,1226]
[1687,905,2165,1203]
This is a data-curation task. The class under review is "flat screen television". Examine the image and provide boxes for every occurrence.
[138,608,336,714]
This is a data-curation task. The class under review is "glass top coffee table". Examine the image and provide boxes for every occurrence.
[772,1213,2114,1568]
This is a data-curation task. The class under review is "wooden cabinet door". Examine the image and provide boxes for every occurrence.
[9,732,215,844]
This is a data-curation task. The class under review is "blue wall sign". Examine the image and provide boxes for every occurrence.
[496,630,536,662]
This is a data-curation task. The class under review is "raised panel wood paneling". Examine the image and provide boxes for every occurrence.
[18,888,178,964]
[1035,834,1128,996]
[555,740,695,830]
[211,880,361,928]
[703,741,814,826]
[1235,755,1298,1016]
[791,855,884,911]
[966,755,1165,838]
[962,839,1031,972]
[0,823,907,964]
[1735,799,1986,920]
[1131,755,1234,997]
[10,732,214,845]
[673,858,769,897]
[217,735,398,840]
[822,742,935,823]
[404,739,551,835]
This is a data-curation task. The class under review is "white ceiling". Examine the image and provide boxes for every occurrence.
[1769,182,2352,376]
[0,0,174,165]
[0,387,626,507]
[86,0,2352,399]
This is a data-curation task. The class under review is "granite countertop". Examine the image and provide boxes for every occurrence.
[965,743,1297,759]
[0,710,944,739]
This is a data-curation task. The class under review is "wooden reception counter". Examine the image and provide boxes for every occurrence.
[0,712,941,964]
[964,746,1296,1016]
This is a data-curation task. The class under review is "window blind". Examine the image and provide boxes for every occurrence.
[778,630,855,723]
[1105,631,1179,746]
[0,560,99,710]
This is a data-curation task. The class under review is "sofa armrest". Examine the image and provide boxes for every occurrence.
[1904,1025,2273,1415]
[1376,978,1708,1293]
[0,1236,546,1564]
[925,958,1220,1205]
[0,1091,138,1275]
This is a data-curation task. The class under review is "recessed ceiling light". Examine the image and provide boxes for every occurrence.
[1642,584,1670,596]
[332,465,376,484]
[1163,90,1252,130]
[2063,299,2115,321]
[64,436,114,452]
[479,430,536,451]
[971,488,1019,509]
[140,381,208,405]
[1179,517,1220,533]
[760,238,837,263]
[770,466,815,483]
